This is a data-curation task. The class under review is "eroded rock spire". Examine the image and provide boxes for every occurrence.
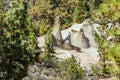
[52,13,63,46]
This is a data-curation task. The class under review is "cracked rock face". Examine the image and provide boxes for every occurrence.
[70,29,90,48]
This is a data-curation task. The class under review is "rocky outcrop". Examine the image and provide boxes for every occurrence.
[82,21,95,36]
[52,19,94,50]
[70,29,90,48]
[38,19,100,50]
[52,14,63,46]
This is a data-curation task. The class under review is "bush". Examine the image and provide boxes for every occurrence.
[0,1,39,79]
[39,31,57,68]
[61,55,86,80]
[94,25,120,78]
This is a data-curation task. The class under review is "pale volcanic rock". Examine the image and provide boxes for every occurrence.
[38,20,100,70]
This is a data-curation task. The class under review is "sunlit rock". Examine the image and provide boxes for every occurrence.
[70,29,90,48]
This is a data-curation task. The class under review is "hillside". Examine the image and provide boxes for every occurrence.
[0,0,120,80]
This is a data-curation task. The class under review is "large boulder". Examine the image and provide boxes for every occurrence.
[61,23,82,40]
[81,20,99,48]
[70,29,90,48]
[82,22,95,36]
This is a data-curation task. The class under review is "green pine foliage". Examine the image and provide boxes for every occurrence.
[28,0,54,35]
[64,55,85,80]
[28,0,89,35]
[92,0,120,78]
[39,31,56,67]
[72,0,88,23]
[94,25,120,77]
[93,0,120,23]
[0,1,39,79]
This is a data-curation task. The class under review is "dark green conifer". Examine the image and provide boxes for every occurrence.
[0,0,39,79]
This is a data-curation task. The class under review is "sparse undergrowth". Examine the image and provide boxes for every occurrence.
[94,26,120,79]
[60,55,86,80]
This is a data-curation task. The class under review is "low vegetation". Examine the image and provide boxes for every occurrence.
[0,1,39,79]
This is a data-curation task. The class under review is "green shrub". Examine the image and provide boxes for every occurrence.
[0,1,39,79]
[39,31,57,67]
[94,25,120,78]
[62,55,86,80]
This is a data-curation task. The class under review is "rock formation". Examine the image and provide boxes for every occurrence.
[38,19,99,50]
[82,22,95,36]
[70,29,90,48]
[63,33,74,50]
[37,20,100,72]
[52,18,91,50]
[52,14,63,47]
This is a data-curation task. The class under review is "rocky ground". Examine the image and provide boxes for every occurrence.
[22,63,62,80]
[22,62,119,80]
[54,47,99,70]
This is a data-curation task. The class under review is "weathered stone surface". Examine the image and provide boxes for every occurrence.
[70,29,90,48]
[54,47,99,70]
[52,14,63,47]
[82,22,95,36]
[52,14,62,41]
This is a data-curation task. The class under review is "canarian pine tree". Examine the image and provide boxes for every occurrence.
[28,0,89,35]
[0,0,39,79]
